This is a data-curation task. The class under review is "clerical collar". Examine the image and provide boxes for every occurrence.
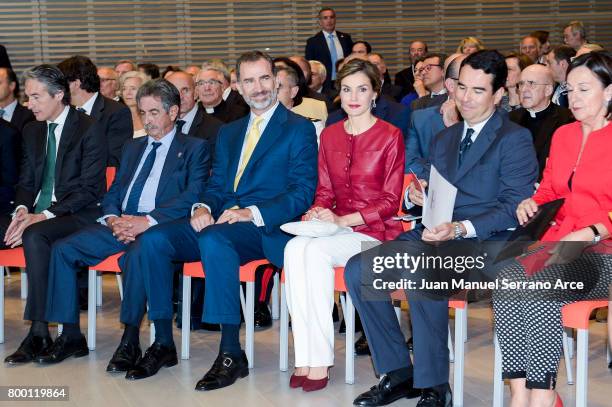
[527,101,552,118]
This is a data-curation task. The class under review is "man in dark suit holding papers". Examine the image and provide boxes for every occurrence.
[344,50,538,407]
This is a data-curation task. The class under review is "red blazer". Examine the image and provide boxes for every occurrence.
[313,119,405,241]
[534,121,612,241]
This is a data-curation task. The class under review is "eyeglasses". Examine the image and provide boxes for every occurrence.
[416,64,442,74]
[517,80,552,90]
[196,79,222,87]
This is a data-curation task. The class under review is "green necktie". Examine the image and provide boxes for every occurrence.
[35,122,58,213]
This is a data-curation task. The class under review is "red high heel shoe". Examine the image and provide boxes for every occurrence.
[555,392,564,407]
[289,372,307,388]
[302,368,331,392]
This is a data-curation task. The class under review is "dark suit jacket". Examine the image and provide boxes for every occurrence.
[203,99,249,124]
[381,81,403,102]
[0,45,11,69]
[186,105,223,158]
[0,119,19,214]
[305,30,353,89]
[10,103,35,133]
[16,108,107,218]
[225,90,249,112]
[411,93,447,112]
[200,103,318,266]
[395,66,415,98]
[509,104,574,180]
[326,95,410,140]
[406,104,446,177]
[89,94,133,167]
[103,133,210,224]
[425,110,538,240]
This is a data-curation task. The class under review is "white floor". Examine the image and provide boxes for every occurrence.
[1,272,611,406]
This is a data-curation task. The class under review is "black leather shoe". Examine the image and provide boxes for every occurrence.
[416,384,452,407]
[200,322,221,331]
[125,342,177,380]
[106,342,142,373]
[4,333,53,365]
[355,334,371,356]
[195,351,249,391]
[36,334,88,364]
[79,287,88,311]
[353,374,420,406]
[608,360,612,370]
[254,302,272,330]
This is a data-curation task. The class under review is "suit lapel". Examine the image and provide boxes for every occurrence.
[228,116,251,186]
[443,125,462,183]
[54,108,79,183]
[90,94,104,120]
[455,112,503,181]
[33,121,47,188]
[155,134,185,200]
[120,137,148,203]
[189,106,204,138]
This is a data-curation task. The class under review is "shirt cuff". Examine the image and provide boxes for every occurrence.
[461,220,477,239]
[146,215,158,226]
[42,210,55,220]
[12,205,28,219]
[403,186,416,210]
[97,214,119,226]
[191,202,211,217]
[247,205,265,227]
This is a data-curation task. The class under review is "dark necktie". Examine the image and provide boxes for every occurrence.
[77,107,86,113]
[458,128,474,166]
[0,108,5,118]
[35,123,59,213]
[124,141,162,215]
[176,119,186,133]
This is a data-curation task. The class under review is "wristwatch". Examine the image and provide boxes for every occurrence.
[588,225,601,244]
[453,222,463,240]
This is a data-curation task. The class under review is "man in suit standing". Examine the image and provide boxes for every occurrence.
[115,51,317,385]
[545,45,576,109]
[167,71,223,157]
[42,78,210,369]
[395,40,428,98]
[1,65,107,365]
[344,50,538,407]
[0,119,19,215]
[411,53,448,112]
[0,67,35,132]
[510,64,574,180]
[196,64,249,123]
[305,7,353,90]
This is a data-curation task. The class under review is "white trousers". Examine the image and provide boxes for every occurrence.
[284,232,379,367]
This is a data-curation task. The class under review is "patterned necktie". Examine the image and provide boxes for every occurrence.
[234,116,263,191]
[0,108,5,119]
[77,107,86,113]
[328,33,339,80]
[458,128,475,166]
[176,119,186,133]
[35,123,59,213]
[124,141,162,215]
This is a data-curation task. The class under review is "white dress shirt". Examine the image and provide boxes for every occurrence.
[179,103,198,135]
[78,92,98,116]
[324,30,345,60]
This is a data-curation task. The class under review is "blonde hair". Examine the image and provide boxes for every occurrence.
[119,71,150,96]
[456,37,485,54]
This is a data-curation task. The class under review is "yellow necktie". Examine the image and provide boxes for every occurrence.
[234,116,263,190]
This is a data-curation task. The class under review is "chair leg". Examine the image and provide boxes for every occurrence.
[453,308,465,407]
[562,328,574,385]
[96,272,103,307]
[244,281,255,369]
[606,339,611,365]
[493,332,504,407]
[344,292,355,385]
[448,323,455,363]
[565,327,574,359]
[115,274,123,301]
[279,282,289,371]
[0,266,4,344]
[181,275,191,360]
[575,328,588,407]
[20,268,27,300]
[271,272,279,320]
[87,269,96,351]
[148,304,155,346]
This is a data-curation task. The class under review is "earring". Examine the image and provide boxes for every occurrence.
[371,99,377,108]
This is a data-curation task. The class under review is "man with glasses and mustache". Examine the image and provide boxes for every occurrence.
[509,64,574,181]
[195,64,248,123]
[119,50,318,390]
[411,53,448,112]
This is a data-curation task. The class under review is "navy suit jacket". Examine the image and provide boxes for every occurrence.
[423,110,538,240]
[326,96,410,140]
[406,104,446,177]
[305,30,353,89]
[102,133,210,224]
[0,119,19,215]
[199,103,318,265]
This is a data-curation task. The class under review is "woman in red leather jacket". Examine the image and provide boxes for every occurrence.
[493,52,612,407]
[283,59,405,391]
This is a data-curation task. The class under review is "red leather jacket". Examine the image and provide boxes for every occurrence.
[313,119,405,241]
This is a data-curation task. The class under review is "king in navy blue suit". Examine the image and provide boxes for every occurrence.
[345,51,538,407]
[42,79,210,369]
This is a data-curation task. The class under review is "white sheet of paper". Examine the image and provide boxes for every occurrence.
[422,165,457,231]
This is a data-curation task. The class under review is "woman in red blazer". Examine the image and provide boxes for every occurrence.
[493,52,612,407]
[283,59,405,391]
